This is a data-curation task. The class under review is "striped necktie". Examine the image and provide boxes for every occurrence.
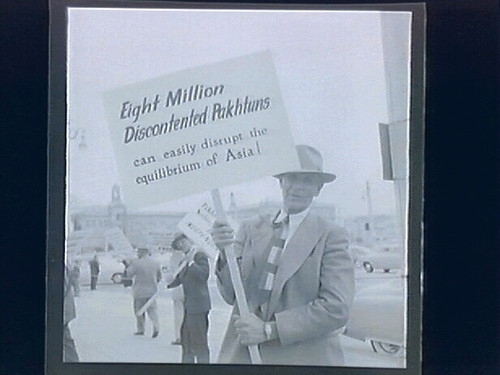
[256,215,289,309]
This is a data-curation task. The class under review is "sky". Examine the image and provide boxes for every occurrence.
[67,8,411,217]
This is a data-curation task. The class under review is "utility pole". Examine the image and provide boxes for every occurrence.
[365,181,376,247]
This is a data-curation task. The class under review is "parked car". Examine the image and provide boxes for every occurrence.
[348,245,371,264]
[75,253,128,285]
[343,278,405,355]
[74,251,174,286]
[111,251,173,285]
[350,244,403,273]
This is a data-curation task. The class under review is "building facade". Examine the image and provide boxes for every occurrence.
[68,186,342,255]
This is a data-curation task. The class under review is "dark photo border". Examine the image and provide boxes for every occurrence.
[46,1,425,375]
[2,1,498,375]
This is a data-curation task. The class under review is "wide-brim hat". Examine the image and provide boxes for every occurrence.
[274,144,336,183]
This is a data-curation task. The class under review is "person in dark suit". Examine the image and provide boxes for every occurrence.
[168,234,211,363]
[211,145,355,366]
[89,254,100,290]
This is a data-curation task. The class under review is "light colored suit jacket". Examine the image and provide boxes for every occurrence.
[169,251,185,301]
[215,212,355,366]
[126,257,161,299]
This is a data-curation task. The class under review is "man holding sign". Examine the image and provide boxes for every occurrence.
[167,234,211,363]
[211,145,355,366]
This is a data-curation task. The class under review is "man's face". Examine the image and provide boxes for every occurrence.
[280,173,323,214]
[179,238,192,253]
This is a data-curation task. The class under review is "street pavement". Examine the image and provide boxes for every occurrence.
[68,268,405,367]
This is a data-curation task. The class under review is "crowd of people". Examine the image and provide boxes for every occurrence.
[63,145,355,366]
[64,233,212,363]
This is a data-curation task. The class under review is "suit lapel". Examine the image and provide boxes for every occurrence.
[241,217,273,272]
[242,218,274,311]
[266,214,322,318]
[248,220,274,267]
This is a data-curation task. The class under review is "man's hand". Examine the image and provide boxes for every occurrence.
[234,313,267,345]
[211,220,235,250]
[163,271,174,285]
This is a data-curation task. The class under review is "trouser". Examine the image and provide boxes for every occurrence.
[173,299,184,340]
[70,280,80,296]
[63,325,79,362]
[90,275,98,290]
[134,297,160,333]
[183,350,209,364]
[181,311,209,363]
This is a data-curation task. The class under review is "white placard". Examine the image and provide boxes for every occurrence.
[103,51,299,209]
[177,202,229,259]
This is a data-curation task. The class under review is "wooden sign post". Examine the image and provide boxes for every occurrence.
[103,51,301,364]
[211,189,262,364]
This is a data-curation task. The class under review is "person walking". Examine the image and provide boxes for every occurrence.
[168,234,211,363]
[69,260,81,297]
[126,247,162,338]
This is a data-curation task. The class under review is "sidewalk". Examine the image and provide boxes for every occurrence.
[70,280,231,363]
[69,275,404,367]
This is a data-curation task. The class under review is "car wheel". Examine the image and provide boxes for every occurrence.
[370,340,402,355]
[363,262,374,273]
[111,272,123,284]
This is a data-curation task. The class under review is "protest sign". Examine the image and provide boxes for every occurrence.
[66,231,86,255]
[177,202,238,259]
[103,51,299,209]
[104,227,134,253]
[146,231,172,251]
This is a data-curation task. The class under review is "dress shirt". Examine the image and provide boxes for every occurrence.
[274,206,311,249]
